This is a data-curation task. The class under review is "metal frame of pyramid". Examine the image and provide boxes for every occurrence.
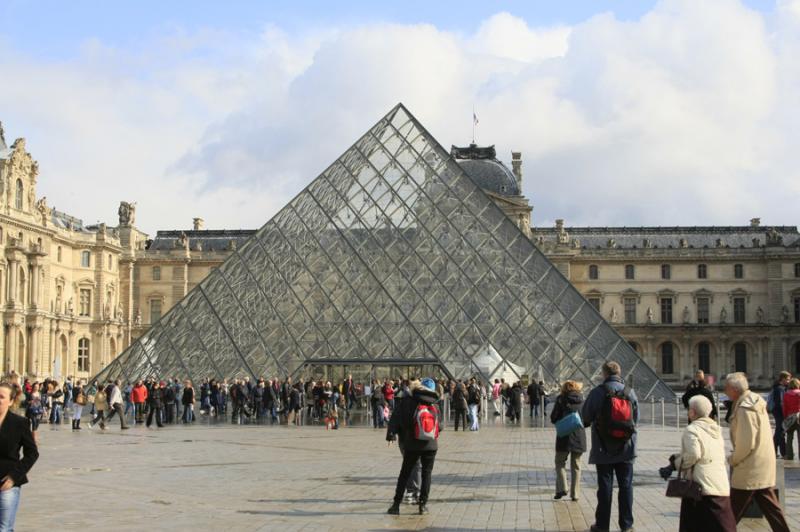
[94,104,674,399]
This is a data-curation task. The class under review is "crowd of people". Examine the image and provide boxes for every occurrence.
[0,364,797,531]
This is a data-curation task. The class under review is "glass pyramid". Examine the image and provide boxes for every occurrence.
[95,104,674,399]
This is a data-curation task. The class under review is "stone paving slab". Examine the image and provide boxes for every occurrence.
[15,418,800,531]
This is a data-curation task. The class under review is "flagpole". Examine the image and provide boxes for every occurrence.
[472,105,475,144]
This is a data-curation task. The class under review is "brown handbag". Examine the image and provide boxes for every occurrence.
[666,469,703,501]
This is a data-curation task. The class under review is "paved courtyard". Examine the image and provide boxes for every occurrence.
[16,417,800,531]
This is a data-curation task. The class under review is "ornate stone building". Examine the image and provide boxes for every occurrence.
[3,120,797,389]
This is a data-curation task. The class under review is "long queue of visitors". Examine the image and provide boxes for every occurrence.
[1,363,798,531]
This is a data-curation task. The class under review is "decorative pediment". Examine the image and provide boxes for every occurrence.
[657,288,677,302]
[619,288,642,304]
[584,289,604,304]
[146,291,166,302]
[74,277,95,288]
[692,288,714,304]
[728,288,751,303]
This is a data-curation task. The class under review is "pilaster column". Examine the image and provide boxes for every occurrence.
[7,260,17,305]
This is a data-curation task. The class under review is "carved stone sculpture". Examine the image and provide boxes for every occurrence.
[719,306,727,324]
[782,305,790,323]
[609,307,617,323]
[646,307,654,324]
[756,306,764,323]
[682,306,690,324]
[67,297,74,316]
[118,201,136,226]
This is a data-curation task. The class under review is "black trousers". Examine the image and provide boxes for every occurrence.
[454,409,467,431]
[146,406,164,427]
[393,450,436,505]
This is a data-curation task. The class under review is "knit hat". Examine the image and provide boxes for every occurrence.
[420,378,436,391]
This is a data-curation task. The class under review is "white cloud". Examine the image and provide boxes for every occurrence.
[0,0,797,235]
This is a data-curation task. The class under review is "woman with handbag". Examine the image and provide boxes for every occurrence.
[670,395,735,531]
[550,380,586,501]
[71,380,86,431]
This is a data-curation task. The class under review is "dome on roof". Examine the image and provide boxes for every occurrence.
[451,144,520,196]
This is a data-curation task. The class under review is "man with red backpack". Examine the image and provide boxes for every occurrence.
[386,377,441,516]
[581,361,639,532]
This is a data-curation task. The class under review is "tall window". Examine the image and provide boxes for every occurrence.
[697,264,707,279]
[734,342,747,373]
[79,289,91,317]
[733,297,746,324]
[624,264,635,280]
[81,250,91,267]
[152,266,161,281]
[77,338,90,372]
[698,342,711,374]
[661,342,674,374]
[108,254,112,270]
[57,246,62,262]
[696,297,710,324]
[588,265,598,280]
[734,264,744,279]
[794,296,800,323]
[588,297,600,311]
[624,297,637,324]
[14,179,23,210]
[795,263,800,278]
[660,297,673,324]
[661,264,671,280]
[150,299,162,324]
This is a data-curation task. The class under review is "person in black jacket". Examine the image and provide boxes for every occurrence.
[451,381,468,431]
[0,381,39,531]
[181,380,195,423]
[550,380,587,501]
[681,370,718,422]
[386,378,441,516]
[146,381,165,428]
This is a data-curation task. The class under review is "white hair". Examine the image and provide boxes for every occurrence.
[688,395,713,418]
[725,372,749,393]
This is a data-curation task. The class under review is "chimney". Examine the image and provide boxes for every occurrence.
[511,151,522,189]
[193,217,204,231]
[750,217,761,227]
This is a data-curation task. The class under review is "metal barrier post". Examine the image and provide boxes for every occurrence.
[660,398,665,429]
[444,396,450,428]
[676,398,681,430]
[541,395,546,428]
[651,397,655,426]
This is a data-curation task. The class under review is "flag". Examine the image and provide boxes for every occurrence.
[473,111,479,126]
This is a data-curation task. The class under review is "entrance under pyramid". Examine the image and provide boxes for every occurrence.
[94,104,674,399]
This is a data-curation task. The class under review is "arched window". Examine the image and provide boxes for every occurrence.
[14,179,23,210]
[57,246,62,262]
[77,338,90,372]
[698,342,711,374]
[734,342,747,373]
[661,342,674,374]
[588,264,599,280]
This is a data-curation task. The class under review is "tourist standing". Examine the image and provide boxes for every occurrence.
[681,370,718,420]
[452,381,468,431]
[371,380,385,429]
[0,382,39,531]
[669,395,736,531]
[581,361,638,532]
[131,380,147,424]
[491,379,502,416]
[49,381,64,428]
[24,383,43,444]
[782,378,800,460]
[71,380,86,431]
[725,372,789,530]
[182,380,195,423]
[768,371,791,458]
[550,380,586,501]
[146,381,165,428]
[467,378,480,431]
[527,380,541,417]
[386,378,441,515]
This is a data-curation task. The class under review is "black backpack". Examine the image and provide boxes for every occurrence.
[597,384,636,447]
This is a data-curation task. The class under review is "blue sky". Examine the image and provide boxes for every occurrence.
[0,1,796,234]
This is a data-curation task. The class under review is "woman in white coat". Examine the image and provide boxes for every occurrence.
[672,395,736,531]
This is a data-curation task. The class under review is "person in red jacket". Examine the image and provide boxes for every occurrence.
[383,379,396,412]
[131,380,148,424]
[782,378,800,460]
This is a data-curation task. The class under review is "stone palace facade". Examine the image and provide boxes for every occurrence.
[2,122,798,388]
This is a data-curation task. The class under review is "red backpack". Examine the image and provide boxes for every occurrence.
[598,384,635,446]
[413,403,440,441]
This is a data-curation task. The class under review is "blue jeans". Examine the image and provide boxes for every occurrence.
[595,462,634,531]
[372,404,384,428]
[469,404,480,430]
[0,486,21,531]
[50,404,62,425]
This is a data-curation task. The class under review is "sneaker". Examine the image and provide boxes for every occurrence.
[418,504,429,515]
[387,503,400,515]
[553,491,567,500]
[589,526,609,532]
[121,426,130,430]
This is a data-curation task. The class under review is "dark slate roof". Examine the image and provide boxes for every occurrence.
[147,229,257,251]
[50,209,93,233]
[533,226,800,249]
[451,144,520,197]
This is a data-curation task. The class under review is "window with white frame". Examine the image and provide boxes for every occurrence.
[79,288,91,317]
[81,250,91,267]
[77,338,90,372]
